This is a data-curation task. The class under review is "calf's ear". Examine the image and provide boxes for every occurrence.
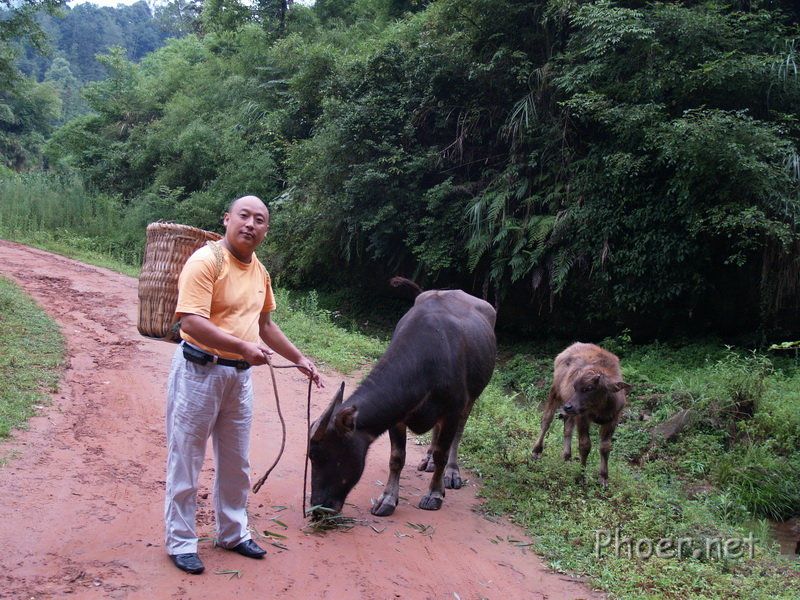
[610,381,632,393]
[334,406,358,436]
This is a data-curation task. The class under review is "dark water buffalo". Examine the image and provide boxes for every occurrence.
[532,342,631,486]
[309,279,496,516]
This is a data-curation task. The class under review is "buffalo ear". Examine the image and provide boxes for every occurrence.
[334,406,358,436]
[610,381,632,393]
[310,382,346,441]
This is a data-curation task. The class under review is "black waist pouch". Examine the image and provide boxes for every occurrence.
[182,343,211,365]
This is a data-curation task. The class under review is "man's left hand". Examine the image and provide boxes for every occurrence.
[296,356,323,388]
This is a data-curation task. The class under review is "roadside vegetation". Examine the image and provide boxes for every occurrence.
[0,174,141,275]
[6,0,800,339]
[271,289,386,373]
[0,277,64,439]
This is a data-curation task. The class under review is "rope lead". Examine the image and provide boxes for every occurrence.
[252,360,314,508]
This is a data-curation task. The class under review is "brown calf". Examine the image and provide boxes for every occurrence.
[531,342,631,486]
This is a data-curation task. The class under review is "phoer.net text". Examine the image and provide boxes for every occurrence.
[594,528,757,560]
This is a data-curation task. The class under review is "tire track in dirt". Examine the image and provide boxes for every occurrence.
[0,240,603,599]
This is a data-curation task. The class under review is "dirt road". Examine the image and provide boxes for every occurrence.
[0,240,601,599]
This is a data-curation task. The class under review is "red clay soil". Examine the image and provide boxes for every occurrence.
[0,240,603,600]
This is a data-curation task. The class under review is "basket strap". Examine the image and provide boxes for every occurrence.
[207,240,225,281]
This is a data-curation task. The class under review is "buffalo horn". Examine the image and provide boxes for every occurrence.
[310,381,345,441]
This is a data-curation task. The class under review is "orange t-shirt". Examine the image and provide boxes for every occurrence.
[175,243,276,359]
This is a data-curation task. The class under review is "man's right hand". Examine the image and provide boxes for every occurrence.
[240,342,273,366]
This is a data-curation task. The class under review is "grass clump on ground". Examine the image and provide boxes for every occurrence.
[0,277,65,438]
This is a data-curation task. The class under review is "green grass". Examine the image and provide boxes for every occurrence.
[0,172,161,275]
[272,288,386,374]
[2,230,141,277]
[0,277,65,438]
[463,383,798,598]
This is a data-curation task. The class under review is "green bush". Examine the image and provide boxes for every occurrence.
[715,445,800,520]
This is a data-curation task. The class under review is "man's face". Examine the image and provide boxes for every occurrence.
[223,196,269,255]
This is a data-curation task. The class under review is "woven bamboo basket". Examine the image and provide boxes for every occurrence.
[137,222,222,342]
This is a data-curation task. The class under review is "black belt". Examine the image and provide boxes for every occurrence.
[182,342,251,370]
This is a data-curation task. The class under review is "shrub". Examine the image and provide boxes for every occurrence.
[714,444,800,520]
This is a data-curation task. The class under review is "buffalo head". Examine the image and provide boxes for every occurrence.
[563,370,631,416]
[308,382,368,516]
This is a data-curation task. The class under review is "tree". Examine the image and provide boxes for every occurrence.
[43,0,800,337]
[16,2,176,86]
[1,0,65,87]
[44,56,85,123]
[155,0,204,37]
[0,75,60,170]
[1,0,64,169]
[200,0,252,34]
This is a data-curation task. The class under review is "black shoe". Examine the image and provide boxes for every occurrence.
[229,539,266,559]
[169,553,205,574]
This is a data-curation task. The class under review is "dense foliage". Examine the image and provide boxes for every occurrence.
[1,0,64,171]
[17,1,184,84]
[1,0,180,171]
[27,0,800,338]
[0,0,63,86]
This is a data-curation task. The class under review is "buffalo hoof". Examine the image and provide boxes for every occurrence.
[562,453,572,461]
[418,494,443,511]
[599,477,609,488]
[371,495,397,517]
[444,471,463,489]
[417,456,433,471]
[531,452,542,461]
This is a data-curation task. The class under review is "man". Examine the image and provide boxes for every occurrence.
[164,195,321,575]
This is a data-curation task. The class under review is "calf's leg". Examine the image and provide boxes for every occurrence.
[532,388,559,459]
[562,416,575,461]
[576,417,591,482]
[598,421,616,487]
[372,424,407,517]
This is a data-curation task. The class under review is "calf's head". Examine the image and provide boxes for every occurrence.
[308,383,367,516]
[563,370,631,416]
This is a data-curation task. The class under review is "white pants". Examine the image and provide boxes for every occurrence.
[164,346,254,555]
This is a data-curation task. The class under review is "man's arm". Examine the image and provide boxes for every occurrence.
[259,312,322,387]
[180,314,271,366]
